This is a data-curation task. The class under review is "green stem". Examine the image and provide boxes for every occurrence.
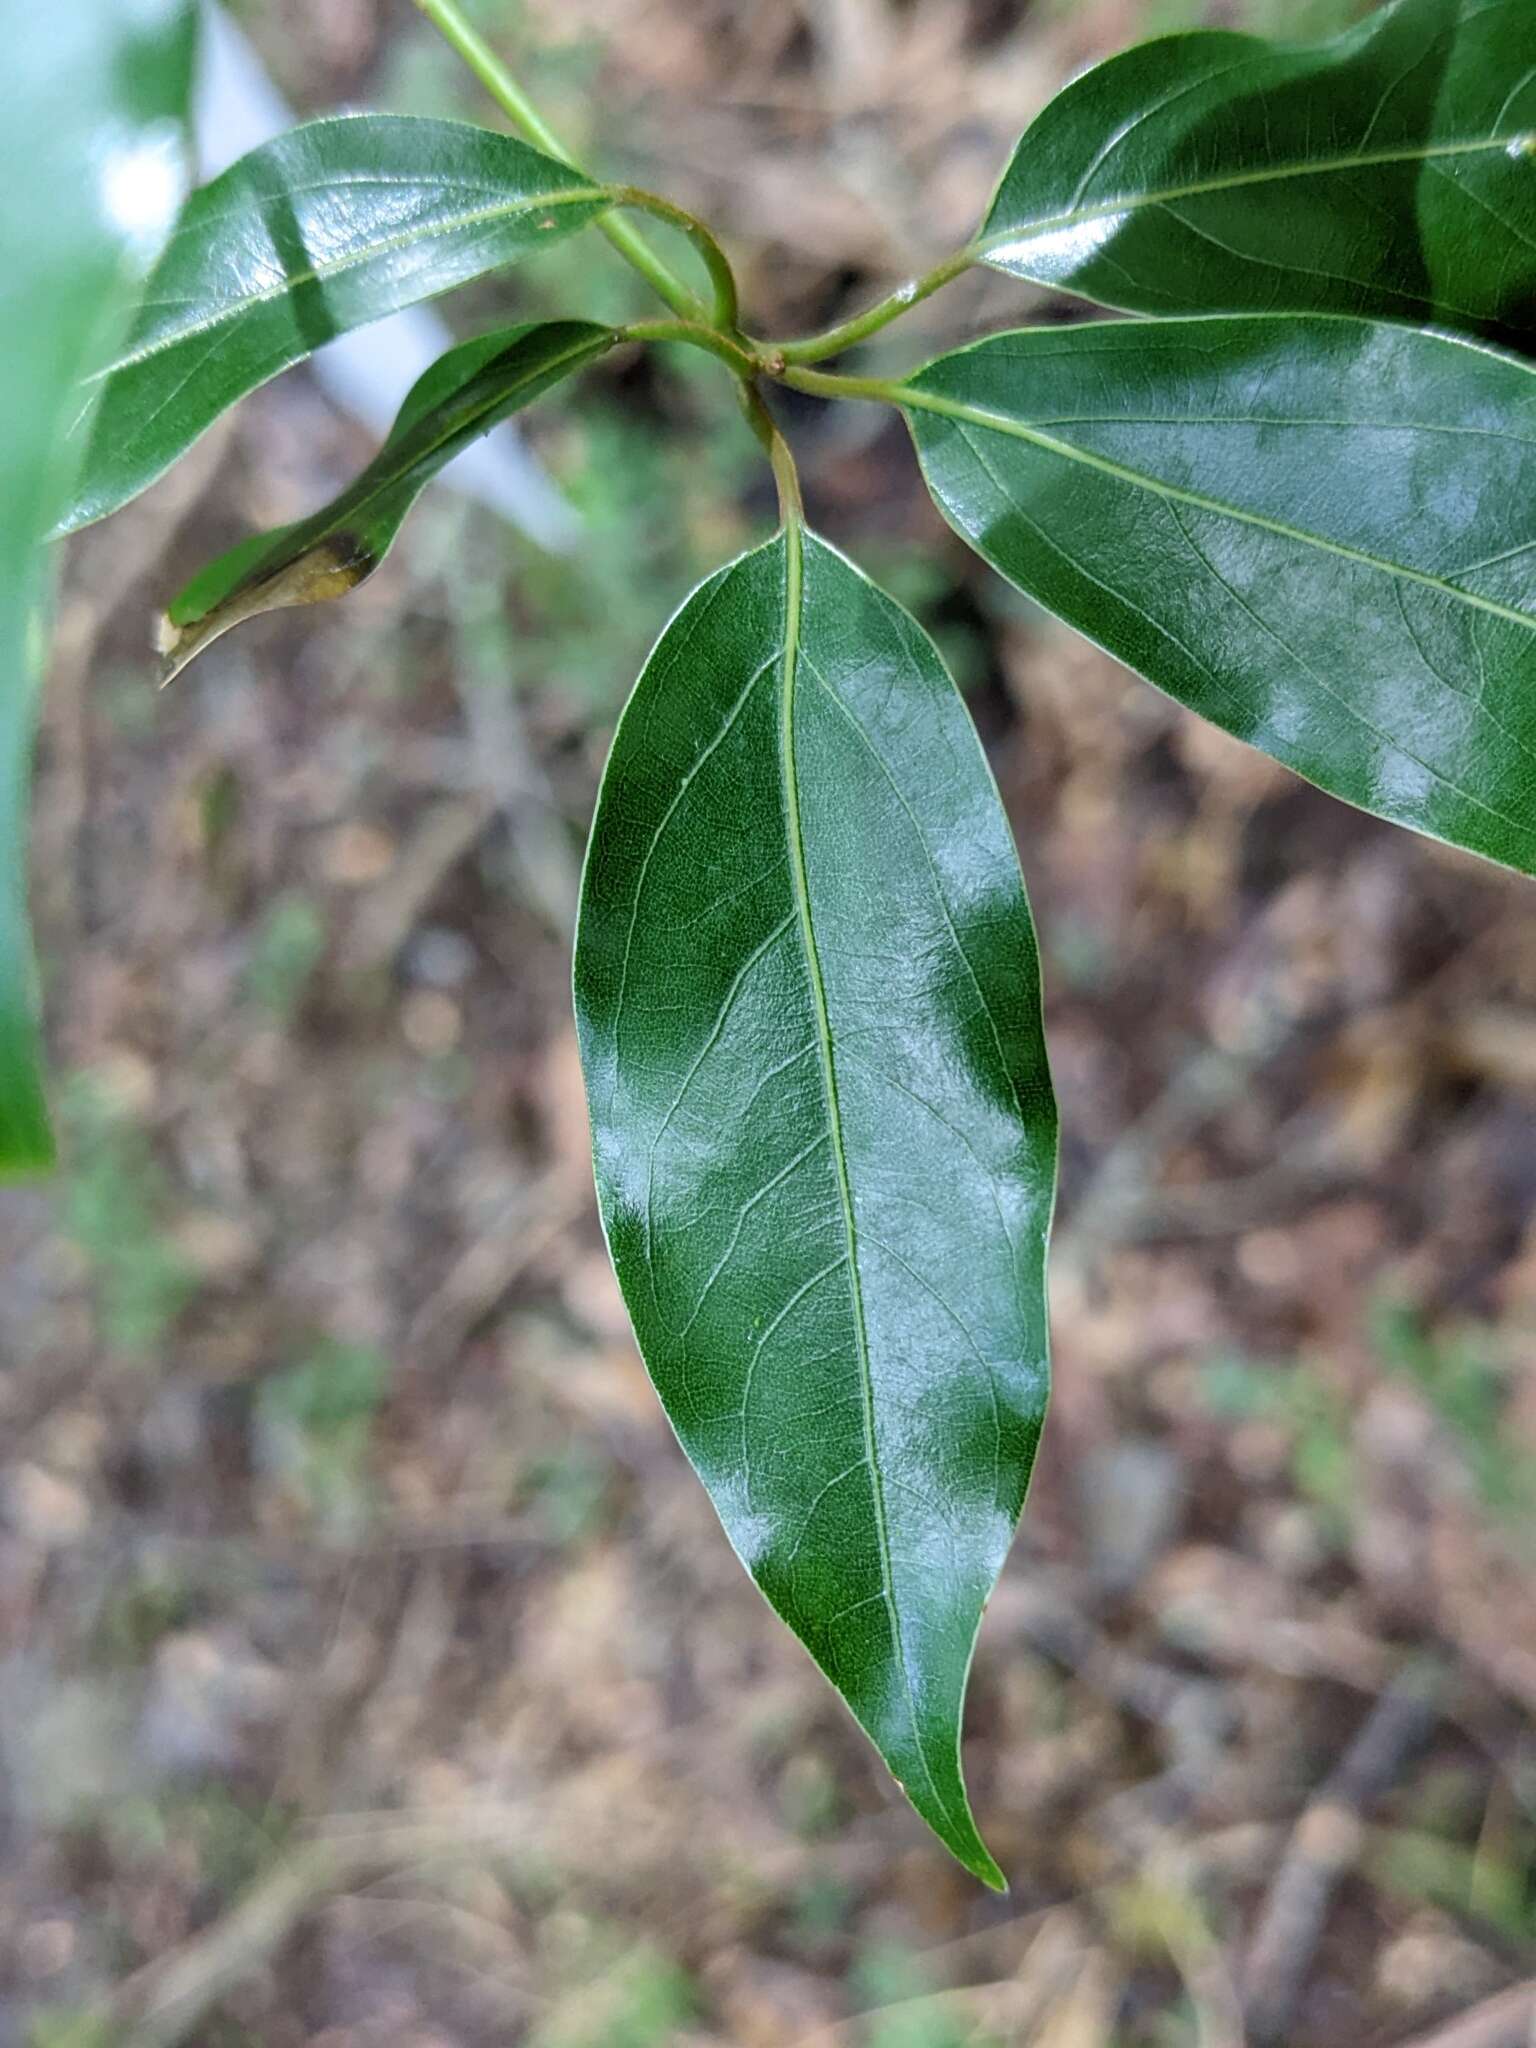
[409,0,705,322]
[624,320,760,377]
[765,246,978,365]
[610,189,740,333]
[776,365,906,406]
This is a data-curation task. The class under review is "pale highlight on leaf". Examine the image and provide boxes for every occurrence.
[1,0,195,1173]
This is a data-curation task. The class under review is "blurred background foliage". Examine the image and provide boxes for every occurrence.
[2,0,1533,2043]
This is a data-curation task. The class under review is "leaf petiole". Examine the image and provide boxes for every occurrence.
[763,246,978,365]
[623,320,761,377]
[775,365,907,406]
[737,382,803,528]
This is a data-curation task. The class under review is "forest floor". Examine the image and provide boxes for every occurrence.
[2,1,1533,2043]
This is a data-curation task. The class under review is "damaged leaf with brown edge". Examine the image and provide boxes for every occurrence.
[159,320,615,682]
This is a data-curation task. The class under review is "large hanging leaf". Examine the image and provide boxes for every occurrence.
[903,315,1536,877]
[159,320,614,682]
[59,116,613,535]
[978,0,1536,346]
[1,0,195,1173]
[575,528,1057,1884]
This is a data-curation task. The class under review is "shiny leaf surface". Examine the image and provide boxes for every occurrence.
[159,320,614,681]
[60,116,612,534]
[1,0,194,1172]
[575,529,1057,1884]
[904,316,1536,876]
[979,0,1536,345]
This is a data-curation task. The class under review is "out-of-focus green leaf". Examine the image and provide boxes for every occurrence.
[59,116,614,534]
[903,315,1536,876]
[980,0,1536,347]
[1,0,195,1173]
[575,528,1057,1885]
[160,319,614,680]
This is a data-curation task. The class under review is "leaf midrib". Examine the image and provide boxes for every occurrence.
[898,381,1536,638]
[978,131,1528,262]
[774,526,959,1837]
[90,184,609,382]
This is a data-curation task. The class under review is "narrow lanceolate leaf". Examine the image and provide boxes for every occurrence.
[979,0,1536,345]
[159,320,614,681]
[1,0,194,1172]
[58,117,613,534]
[575,531,1057,1884]
[904,316,1536,877]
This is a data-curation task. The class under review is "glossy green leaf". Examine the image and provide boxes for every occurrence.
[59,116,613,535]
[903,315,1536,877]
[979,0,1536,345]
[575,528,1057,1884]
[159,319,614,681]
[1,0,195,1172]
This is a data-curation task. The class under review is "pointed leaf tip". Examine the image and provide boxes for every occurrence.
[158,532,373,685]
